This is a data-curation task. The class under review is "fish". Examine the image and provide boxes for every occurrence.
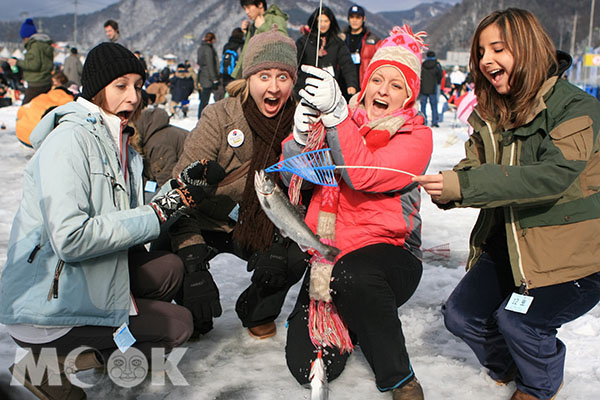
[310,350,328,400]
[254,170,340,262]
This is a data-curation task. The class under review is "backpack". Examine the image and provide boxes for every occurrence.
[220,49,238,77]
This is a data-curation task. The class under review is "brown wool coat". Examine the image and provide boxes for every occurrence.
[171,96,256,249]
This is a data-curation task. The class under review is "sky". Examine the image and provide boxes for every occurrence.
[0,95,598,399]
[1,0,460,21]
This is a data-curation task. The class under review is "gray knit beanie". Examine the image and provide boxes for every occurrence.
[81,42,147,100]
[242,26,297,82]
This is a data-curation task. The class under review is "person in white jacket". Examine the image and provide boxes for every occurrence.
[0,42,223,400]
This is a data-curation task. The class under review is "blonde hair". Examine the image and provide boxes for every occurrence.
[469,8,557,130]
[226,78,251,103]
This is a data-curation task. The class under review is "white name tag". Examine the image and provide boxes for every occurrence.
[228,203,240,222]
[505,292,534,314]
[351,52,361,64]
[113,323,136,353]
[144,180,157,192]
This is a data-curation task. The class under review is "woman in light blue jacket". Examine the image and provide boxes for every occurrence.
[0,43,218,400]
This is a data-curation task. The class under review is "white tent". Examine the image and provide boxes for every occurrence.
[150,54,167,71]
[0,48,11,58]
[11,49,24,59]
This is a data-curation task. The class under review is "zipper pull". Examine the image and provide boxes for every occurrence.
[27,244,41,263]
[47,260,65,301]
[517,282,527,294]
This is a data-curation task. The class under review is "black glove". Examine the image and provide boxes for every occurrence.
[178,159,226,187]
[212,80,220,90]
[149,181,205,223]
[178,244,222,334]
[247,235,289,296]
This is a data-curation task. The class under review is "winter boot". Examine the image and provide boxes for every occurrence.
[510,381,563,400]
[248,321,277,339]
[10,350,103,400]
[392,377,424,400]
[492,365,517,386]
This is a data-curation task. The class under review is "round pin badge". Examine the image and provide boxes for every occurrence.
[227,129,245,148]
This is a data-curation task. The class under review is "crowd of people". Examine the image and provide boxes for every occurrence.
[0,3,599,400]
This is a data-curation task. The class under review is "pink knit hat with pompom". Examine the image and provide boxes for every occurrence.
[357,25,428,109]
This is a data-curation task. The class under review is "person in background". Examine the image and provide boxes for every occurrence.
[134,50,148,75]
[7,18,53,104]
[295,6,358,101]
[285,25,431,400]
[1,42,219,400]
[166,28,307,340]
[131,106,188,202]
[214,27,245,101]
[63,47,82,88]
[197,32,219,118]
[51,71,69,89]
[232,0,288,79]
[414,8,600,400]
[104,19,129,48]
[341,4,379,96]
[419,50,442,127]
[170,63,195,118]
[449,65,466,98]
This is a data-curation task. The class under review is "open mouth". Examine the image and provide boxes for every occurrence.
[116,110,132,121]
[263,97,282,114]
[372,99,389,112]
[489,68,505,84]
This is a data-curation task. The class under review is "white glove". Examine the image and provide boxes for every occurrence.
[298,65,348,128]
[293,100,320,145]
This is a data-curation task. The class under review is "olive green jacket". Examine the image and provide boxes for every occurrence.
[231,4,289,79]
[17,33,54,87]
[439,77,600,289]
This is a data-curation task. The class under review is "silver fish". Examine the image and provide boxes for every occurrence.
[254,170,340,262]
[310,351,328,400]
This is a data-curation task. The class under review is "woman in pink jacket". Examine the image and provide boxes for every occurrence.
[283,26,432,400]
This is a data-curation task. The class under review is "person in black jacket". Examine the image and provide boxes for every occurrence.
[197,32,219,118]
[419,50,443,127]
[295,6,358,100]
[214,27,245,101]
[170,63,195,118]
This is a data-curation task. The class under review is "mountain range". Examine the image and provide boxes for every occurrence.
[0,0,597,63]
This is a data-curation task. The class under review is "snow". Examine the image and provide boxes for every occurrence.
[0,98,598,399]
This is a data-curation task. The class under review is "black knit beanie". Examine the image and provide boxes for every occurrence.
[81,42,147,100]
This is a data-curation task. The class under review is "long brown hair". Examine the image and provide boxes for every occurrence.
[469,8,557,130]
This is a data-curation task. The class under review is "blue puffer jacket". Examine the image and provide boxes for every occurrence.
[0,99,161,327]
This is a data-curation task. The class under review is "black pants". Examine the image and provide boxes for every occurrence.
[285,243,423,391]
[22,83,51,105]
[13,249,193,362]
[235,241,309,328]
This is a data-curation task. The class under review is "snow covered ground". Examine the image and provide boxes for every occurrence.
[0,98,598,399]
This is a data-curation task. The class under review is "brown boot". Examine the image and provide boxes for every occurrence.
[392,377,424,400]
[248,321,277,339]
[492,365,518,386]
[510,381,563,400]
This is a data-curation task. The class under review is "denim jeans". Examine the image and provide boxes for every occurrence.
[442,252,600,399]
[419,92,439,125]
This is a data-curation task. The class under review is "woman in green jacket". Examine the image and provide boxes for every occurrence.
[414,9,600,400]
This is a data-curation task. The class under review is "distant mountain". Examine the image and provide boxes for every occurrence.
[0,0,395,61]
[1,0,596,63]
[418,0,600,57]
[379,1,453,33]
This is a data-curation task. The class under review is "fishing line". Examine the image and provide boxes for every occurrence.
[259,0,323,169]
